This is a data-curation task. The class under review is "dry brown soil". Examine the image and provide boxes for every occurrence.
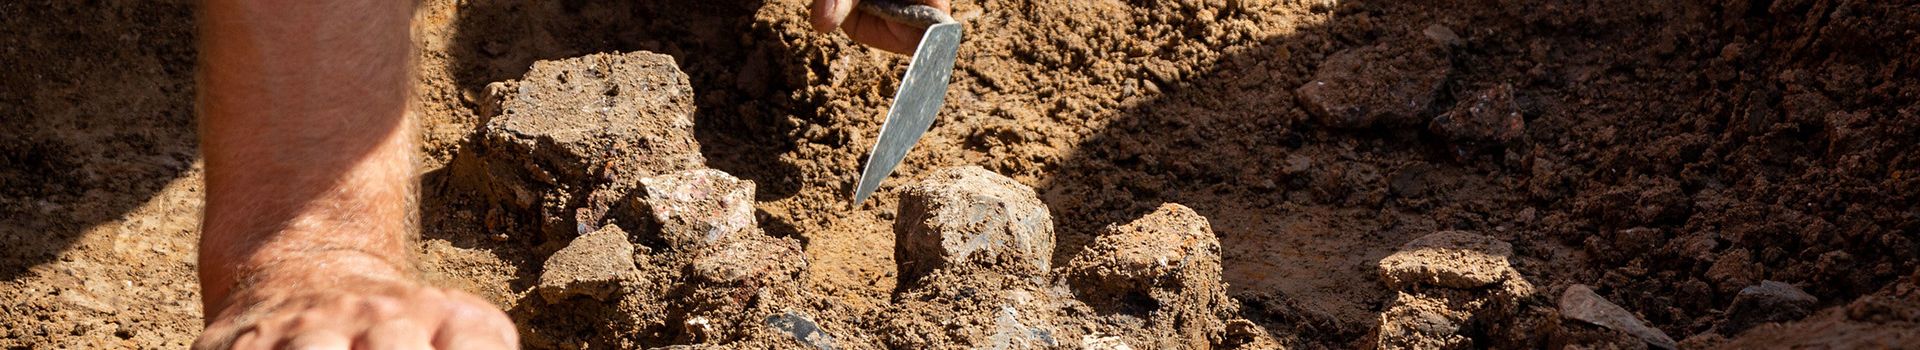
[4,0,1918,348]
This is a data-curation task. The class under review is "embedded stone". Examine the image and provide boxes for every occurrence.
[894,166,1055,282]
[536,225,641,302]
[1378,230,1517,290]
[634,169,757,248]
[1560,284,1677,349]
[1722,280,1818,334]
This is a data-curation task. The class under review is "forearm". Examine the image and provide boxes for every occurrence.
[197,0,415,316]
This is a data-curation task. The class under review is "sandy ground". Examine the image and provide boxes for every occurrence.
[4,0,1918,348]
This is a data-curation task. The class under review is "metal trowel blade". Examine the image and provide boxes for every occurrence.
[851,22,963,206]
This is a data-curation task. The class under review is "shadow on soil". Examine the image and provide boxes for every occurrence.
[0,1,198,281]
[1043,0,1920,344]
[1023,1,1472,342]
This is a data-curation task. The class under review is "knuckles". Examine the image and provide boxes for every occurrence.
[200,284,515,350]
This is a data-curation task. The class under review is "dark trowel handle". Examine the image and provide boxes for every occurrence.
[855,0,957,28]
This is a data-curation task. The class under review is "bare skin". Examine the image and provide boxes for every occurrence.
[812,0,953,54]
[195,0,517,348]
[195,0,948,348]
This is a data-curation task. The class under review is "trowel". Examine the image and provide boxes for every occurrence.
[850,1,963,206]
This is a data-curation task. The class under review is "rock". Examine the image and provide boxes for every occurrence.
[631,169,757,248]
[987,305,1059,349]
[1374,291,1475,350]
[1423,24,1463,47]
[764,311,835,350]
[1063,203,1232,349]
[1222,319,1285,350]
[1722,280,1818,334]
[1429,83,1525,143]
[537,225,641,303]
[893,166,1055,282]
[1294,42,1451,128]
[1552,321,1656,350]
[457,51,707,241]
[1378,230,1518,290]
[689,233,807,287]
[1559,285,1677,349]
[1706,248,1759,292]
[1079,334,1133,350]
[1065,204,1224,305]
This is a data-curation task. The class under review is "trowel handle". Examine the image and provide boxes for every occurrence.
[855,0,957,28]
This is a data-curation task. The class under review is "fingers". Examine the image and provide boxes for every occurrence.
[820,0,955,54]
[431,292,519,350]
[280,330,354,350]
[842,11,922,54]
[193,322,245,350]
[810,0,857,33]
[197,287,519,350]
[360,319,434,350]
[259,298,362,350]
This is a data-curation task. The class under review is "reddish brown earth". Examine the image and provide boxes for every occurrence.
[4,0,1918,348]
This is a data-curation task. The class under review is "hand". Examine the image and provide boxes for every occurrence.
[809,0,953,54]
[193,254,518,350]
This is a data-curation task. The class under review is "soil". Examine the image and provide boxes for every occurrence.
[4,0,1918,348]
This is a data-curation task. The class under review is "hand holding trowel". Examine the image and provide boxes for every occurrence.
[813,0,964,205]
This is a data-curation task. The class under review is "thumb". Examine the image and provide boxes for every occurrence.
[810,0,857,33]
[919,0,952,12]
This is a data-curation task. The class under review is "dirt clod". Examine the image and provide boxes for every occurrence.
[1295,42,1451,128]
[1374,290,1475,350]
[1378,230,1518,290]
[1721,280,1818,334]
[673,233,814,344]
[1372,231,1540,350]
[1063,203,1233,349]
[893,166,1055,284]
[1559,285,1676,349]
[457,51,706,242]
[1222,319,1285,350]
[537,225,641,303]
[879,272,1075,350]
[1429,83,1524,144]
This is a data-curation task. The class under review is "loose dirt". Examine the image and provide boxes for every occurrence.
[4,0,1918,348]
